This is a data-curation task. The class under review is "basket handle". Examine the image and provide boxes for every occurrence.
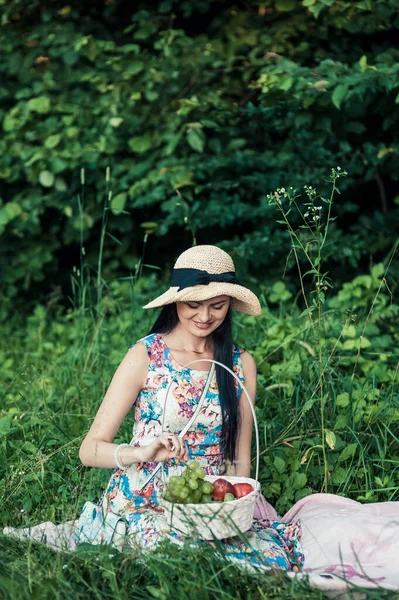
[161,363,215,439]
[179,358,259,483]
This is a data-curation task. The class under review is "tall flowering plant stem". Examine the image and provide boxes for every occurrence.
[267,168,347,491]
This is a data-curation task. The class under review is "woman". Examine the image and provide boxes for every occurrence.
[74,244,303,569]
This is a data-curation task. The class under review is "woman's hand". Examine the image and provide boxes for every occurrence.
[137,434,189,463]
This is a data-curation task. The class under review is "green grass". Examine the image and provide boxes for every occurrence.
[1,535,399,600]
[1,267,398,599]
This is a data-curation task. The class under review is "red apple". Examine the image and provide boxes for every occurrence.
[211,478,235,501]
[232,483,254,498]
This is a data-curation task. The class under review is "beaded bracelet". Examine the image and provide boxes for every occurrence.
[114,443,130,470]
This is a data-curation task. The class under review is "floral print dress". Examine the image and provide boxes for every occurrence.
[75,333,303,571]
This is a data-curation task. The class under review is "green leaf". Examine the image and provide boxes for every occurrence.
[24,441,37,454]
[274,455,286,474]
[0,202,22,227]
[292,472,307,490]
[336,392,350,408]
[126,61,144,75]
[342,339,356,350]
[0,416,11,437]
[325,429,336,450]
[63,50,78,66]
[359,55,367,72]
[371,263,384,279]
[39,170,55,187]
[332,467,347,484]
[338,442,358,463]
[299,306,314,318]
[109,118,123,128]
[147,585,167,600]
[377,147,395,159]
[27,96,51,114]
[128,134,152,154]
[3,111,19,132]
[279,76,293,91]
[332,84,348,110]
[342,324,356,338]
[140,221,158,231]
[360,337,371,349]
[276,0,297,11]
[269,280,292,302]
[55,177,67,192]
[187,129,205,153]
[111,192,127,215]
[44,134,61,149]
[302,396,316,411]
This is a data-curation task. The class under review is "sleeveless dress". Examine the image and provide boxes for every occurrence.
[75,334,304,571]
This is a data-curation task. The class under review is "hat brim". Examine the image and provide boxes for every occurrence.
[143,282,261,316]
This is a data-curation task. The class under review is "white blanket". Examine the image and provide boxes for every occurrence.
[282,494,399,594]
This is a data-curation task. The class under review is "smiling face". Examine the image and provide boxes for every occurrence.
[176,295,231,338]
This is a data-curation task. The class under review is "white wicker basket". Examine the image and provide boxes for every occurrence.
[160,358,260,541]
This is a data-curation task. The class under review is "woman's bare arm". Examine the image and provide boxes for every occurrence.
[234,350,257,477]
[79,342,188,468]
[79,342,149,468]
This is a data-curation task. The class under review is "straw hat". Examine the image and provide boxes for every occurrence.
[143,245,261,316]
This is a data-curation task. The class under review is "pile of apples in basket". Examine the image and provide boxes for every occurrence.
[163,461,254,504]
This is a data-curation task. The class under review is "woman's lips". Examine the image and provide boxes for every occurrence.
[193,321,212,330]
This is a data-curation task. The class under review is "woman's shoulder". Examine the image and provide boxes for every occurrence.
[130,333,159,351]
[126,338,150,361]
[114,339,149,385]
[235,346,257,373]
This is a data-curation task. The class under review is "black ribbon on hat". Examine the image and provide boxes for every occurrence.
[171,268,242,291]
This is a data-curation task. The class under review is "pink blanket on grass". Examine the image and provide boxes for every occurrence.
[4,493,399,595]
[255,492,399,594]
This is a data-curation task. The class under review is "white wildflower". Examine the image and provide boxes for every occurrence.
[281,188,285,193]
[337,166,341,171]
[304,212,309,218]
[20,509,25,513]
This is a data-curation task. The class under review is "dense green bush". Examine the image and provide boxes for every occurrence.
[245,264,399,512]
[1,0,398,303]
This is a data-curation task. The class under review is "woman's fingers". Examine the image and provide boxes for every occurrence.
[162,434,187,460]
[173,435,186,460]
[183,440,189,461]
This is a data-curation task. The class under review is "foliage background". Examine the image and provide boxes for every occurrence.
[1,0,398,305]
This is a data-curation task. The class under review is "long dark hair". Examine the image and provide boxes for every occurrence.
[150,304,239,462]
